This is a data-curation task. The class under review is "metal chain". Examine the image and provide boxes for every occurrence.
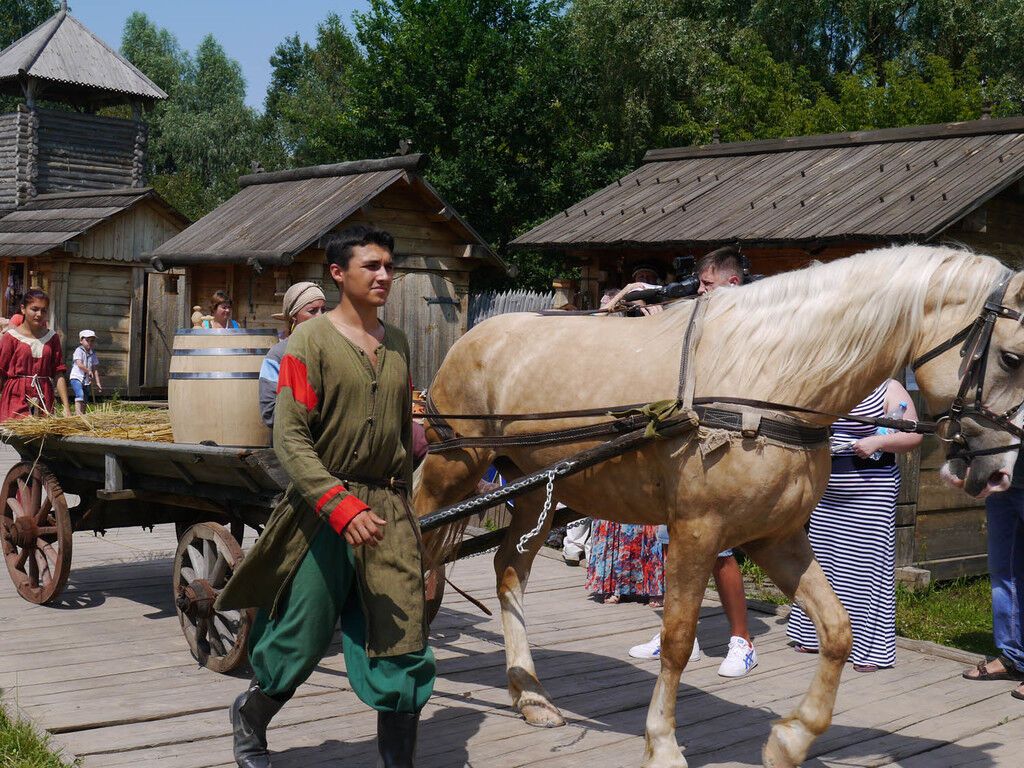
[516,470,556,554]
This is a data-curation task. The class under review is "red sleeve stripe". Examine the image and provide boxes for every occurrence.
[315,484,346,515]
[277,354,318,411]
[327,494,370,534]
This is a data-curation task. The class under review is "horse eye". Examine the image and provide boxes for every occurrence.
[999,351,1022,371]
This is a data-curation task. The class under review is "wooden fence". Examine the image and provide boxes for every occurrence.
[468,289,555,328]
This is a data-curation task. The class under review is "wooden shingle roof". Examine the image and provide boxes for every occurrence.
[512,117,1024,250]
[148,155,506,272]
[0,6,167,104]
[0,188,186,258]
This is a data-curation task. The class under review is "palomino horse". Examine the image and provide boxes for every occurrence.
[414,245,1024,768]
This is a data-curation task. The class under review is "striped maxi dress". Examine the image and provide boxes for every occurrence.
[787,382,899,667]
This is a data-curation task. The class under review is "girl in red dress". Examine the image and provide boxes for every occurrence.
[0,289,70,421]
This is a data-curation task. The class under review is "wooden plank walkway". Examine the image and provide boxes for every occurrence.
[0,449,1022,767]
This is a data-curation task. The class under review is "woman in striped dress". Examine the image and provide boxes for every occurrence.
[787,379,921,671]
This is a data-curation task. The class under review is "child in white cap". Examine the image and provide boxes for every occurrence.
[70,329,102,415]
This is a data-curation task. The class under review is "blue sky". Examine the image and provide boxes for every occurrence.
[74,1,369,109]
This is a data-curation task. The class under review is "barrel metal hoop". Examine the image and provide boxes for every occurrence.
[172,348,272,356]
[168,372,261,379]
[174,328,279,336]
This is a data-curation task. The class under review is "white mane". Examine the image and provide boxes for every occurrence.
[704,244,1010,395]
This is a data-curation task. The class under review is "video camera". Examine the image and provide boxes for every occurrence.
[622,251,760,305]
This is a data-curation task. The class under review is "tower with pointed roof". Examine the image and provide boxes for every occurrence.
[0,2,188,397]
[0,0,167,207]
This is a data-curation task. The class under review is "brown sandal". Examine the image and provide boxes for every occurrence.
[962,657,1024,682]
[792,644,818,654]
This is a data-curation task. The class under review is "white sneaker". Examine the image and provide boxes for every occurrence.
[718,636,758,677]
[628,633,701,662]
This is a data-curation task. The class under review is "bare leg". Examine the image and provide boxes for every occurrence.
[743,532,851,768]
[713,554,750,642]
[642,528,718,768]
[493,486,565,727]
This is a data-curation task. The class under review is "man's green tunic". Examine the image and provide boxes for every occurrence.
[217,314,426,659]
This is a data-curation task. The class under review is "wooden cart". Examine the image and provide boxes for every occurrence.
[0,433,287,673]
[0,432,571,674]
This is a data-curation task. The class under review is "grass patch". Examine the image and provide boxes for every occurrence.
[733,560,996,656]
[737,559,789,606]
[0,696,78,767]
[896,576,996,656]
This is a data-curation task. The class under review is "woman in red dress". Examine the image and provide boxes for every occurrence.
[0,289,70,421]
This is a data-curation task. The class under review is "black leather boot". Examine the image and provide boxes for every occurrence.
[230,681,290,768]
[377,711,419,768]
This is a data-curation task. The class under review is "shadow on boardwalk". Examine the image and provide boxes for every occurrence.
[1,527,1019,767]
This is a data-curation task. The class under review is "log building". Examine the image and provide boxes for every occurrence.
[149,154,506,387]
[513,118,1024,583]
[0,2,188,395]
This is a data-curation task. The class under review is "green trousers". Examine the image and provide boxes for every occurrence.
[248,523,435,713]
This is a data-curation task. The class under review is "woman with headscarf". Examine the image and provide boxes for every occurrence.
[259,282,327,429]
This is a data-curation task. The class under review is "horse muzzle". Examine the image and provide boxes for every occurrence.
[941,455,1013,498]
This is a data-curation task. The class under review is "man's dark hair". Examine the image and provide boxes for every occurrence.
[326,225,395,269]
[697,245,746,278]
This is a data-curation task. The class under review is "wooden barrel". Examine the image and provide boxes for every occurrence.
[168,328,279,447]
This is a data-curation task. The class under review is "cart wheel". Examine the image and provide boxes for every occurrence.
[424,564,445,625]
[0,462,72,604]
[173,522,252,673]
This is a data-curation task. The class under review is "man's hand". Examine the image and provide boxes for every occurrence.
[343,509,387,547]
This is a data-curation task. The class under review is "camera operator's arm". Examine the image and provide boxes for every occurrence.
[603,282,657,310]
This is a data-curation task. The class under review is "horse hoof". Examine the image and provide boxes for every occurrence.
[640,748,688,768]
[762,730,800,768]
[519,701,566,728]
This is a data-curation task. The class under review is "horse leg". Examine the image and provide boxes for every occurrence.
[414,449,493,562]
[742,531,851,768]
[643,530,717,768]
[493,486,566,728]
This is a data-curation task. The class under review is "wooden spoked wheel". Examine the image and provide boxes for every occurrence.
[0,462,72,604]
[173,522,252,673]
[424,564,446,625]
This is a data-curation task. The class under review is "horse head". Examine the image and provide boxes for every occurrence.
[915,270,1024,498]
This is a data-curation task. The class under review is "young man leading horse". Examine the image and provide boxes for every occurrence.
[218,226,433,768]
[415,244,1024,768]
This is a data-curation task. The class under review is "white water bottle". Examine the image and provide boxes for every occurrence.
[870,401,908,460]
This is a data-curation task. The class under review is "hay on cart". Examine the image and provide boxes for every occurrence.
[0,403,173,443]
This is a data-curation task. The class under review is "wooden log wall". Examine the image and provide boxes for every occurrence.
[34,108,139,193]
[0,111,25,210]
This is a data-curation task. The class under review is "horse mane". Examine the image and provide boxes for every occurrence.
[704,244,1010,397]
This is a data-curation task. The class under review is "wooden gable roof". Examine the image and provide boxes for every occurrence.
[512,117,1024,250]
[0,187,186,258]
[0,6,167,104]
[148,154,506,272]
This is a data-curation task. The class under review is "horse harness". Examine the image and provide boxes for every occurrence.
[910,270,1024,461]
[424,297,830,457]
[418,273,1024,539]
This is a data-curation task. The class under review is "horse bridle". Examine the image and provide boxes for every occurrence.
[911,271,1024,460]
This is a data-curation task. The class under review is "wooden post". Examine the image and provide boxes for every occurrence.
[48,261,69,350]
[127,266,146,397]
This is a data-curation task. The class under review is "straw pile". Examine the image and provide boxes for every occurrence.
[1,403,173,443]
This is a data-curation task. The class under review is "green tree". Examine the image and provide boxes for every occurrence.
[0,0,56,48]
[121,17,284,220]
[264,14,364,163]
